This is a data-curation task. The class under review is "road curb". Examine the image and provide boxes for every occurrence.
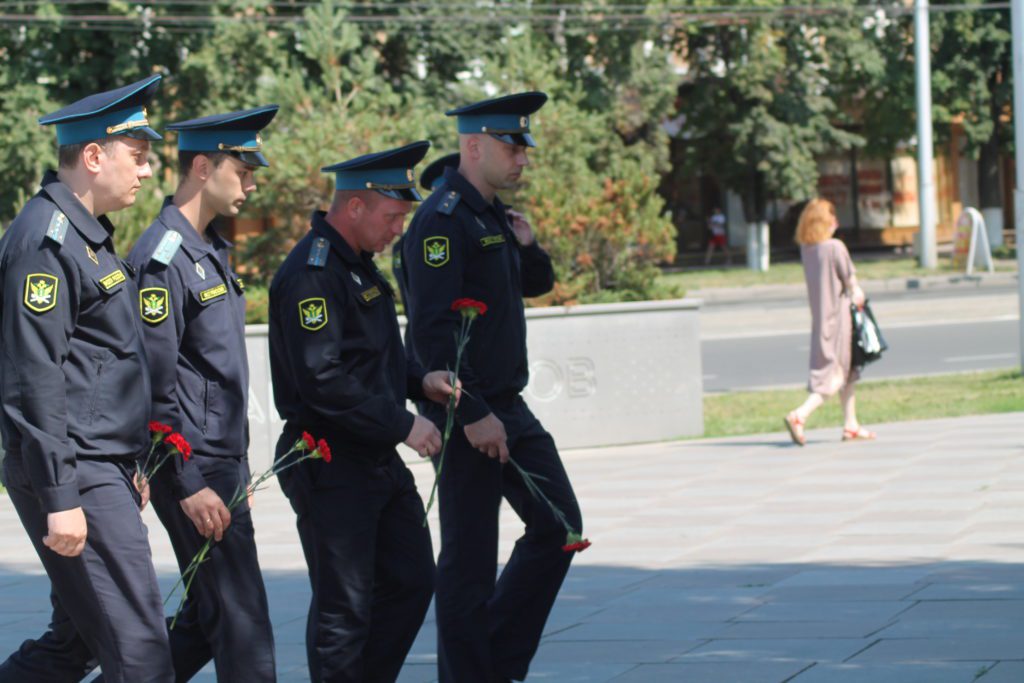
[693,271,1019,306]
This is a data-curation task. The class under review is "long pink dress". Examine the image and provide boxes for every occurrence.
[801,238,859,397]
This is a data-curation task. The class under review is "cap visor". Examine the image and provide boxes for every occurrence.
[489,132,536,148]
[237,151,270,167]
[375,188,423,202]
[123,126,163,142]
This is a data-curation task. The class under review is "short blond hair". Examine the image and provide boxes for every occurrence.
[795,198,837,245]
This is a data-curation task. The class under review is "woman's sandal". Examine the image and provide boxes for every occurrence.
[784,413,806,447]
[842,426,877,442]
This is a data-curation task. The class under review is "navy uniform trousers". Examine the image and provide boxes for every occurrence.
[429,396,582,683]
[0,457,173,683]
[145,454,275,683]
[275,432,435,683]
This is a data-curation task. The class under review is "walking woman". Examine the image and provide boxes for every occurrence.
[784,198,876,446]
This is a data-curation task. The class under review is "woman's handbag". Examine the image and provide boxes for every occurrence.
[851,301,888,368]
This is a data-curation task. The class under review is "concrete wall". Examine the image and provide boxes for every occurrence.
[244,299,705,471]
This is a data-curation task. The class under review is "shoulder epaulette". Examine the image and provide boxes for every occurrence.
[307,237,329,268]
[437,190,461,216]
[151,230,183,265]
[44,210,69,246]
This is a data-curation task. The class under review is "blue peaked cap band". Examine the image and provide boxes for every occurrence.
[456,113,531,135]
[333,168,416,191]
[177,129,262,153]
[55,107,152,146]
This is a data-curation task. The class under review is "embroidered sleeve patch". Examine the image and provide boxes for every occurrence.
[424,236,450,267]
[199,283,228,302]
[99,269,126,290]
[139,287,169,324]
[298,297,328,331]
[23,273,59,313]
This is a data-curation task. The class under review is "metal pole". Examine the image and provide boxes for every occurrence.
[1011,0,1024,371]
[914,0,937,268]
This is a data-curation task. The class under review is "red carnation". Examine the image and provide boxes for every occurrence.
[451,298,487,317]
[562,540,592,553]
[561,531,591,553]
[166,432,192,461]
[149,421,173,434]
[301,432,316,451]
[315,438,332,463]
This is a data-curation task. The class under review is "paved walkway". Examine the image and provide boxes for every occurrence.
[1,412,1022,682]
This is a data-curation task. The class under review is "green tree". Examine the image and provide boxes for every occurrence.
[674,5,863,224]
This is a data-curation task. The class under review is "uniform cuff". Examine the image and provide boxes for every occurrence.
[172,461,207,501]
[407,367,428,402]
[38,483,81,513]
[456,392,492,425]
[393,409,417,445]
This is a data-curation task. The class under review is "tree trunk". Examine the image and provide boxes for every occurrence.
[978,131,1004,247]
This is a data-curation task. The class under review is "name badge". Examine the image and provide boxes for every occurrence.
[99,269,126,290]
[199,283,228,302]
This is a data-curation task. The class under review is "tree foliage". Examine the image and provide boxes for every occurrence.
[0,0,1014,306]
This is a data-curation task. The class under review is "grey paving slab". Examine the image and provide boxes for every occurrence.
[676,637,870,664]
[0,411,1022,681]
[546,619,727,642]
[896,599,1024,621]
[789,661,992,682]
[609,661,814,682]
[851,635,1024,663]
[977,661,1024,682]
[716,620,895,639]
[910,581,1024,601]
[759,584,927,603]
[531,639,704,664]
[875,617,1024,638]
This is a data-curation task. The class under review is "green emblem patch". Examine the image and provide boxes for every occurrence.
[298,297,328,331]
[23,273,58,313]
[424,236,449,268]
[139,287,169,325]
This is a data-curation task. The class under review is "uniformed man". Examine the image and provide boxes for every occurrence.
[268,141,454,683]
[0,76,174,682]
[121,106,280,682]
[392,152,459,307]
[420,153,460,193]
[401,92,583,683]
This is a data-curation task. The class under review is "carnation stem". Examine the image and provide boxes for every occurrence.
[423,314,475,525]
[507,458,577,536]
[166,442,322,627]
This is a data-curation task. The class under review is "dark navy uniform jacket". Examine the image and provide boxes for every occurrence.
[401,167,554,424]
[127,198,249,500]
[269,211,427,475]
[0,171,152,513]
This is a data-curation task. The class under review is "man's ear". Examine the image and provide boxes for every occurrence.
[81,141,106,174]
[192,153,212,181]
[347,195,364,220]
[466,135,482,161]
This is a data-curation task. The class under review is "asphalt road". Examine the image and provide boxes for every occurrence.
[701,287,1021,393]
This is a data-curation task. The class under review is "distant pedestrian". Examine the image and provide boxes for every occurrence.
[784,199,875,446]
[704,206,731,265]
